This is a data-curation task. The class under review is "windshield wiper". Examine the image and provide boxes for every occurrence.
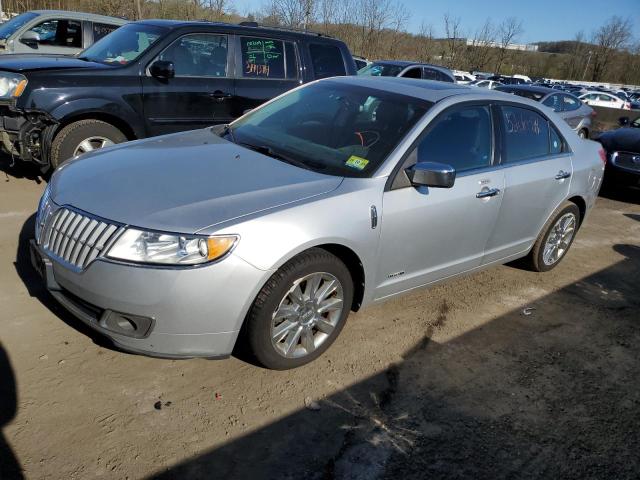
[239,142,320,171]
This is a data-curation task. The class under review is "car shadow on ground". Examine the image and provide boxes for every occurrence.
[0,154,45,184]
[599,184,640,205]
[14,214,120,354]
[0,344,23,479]
[149,243,640,480]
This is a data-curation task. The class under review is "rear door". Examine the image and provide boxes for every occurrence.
[232,35,301,117]
[483,104,573,263]
[142,32,235,136]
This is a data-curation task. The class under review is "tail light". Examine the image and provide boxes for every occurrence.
[624,102,631,110]
[598,148,607,166]
[590,109,597,117]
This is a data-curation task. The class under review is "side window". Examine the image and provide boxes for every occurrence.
[422,67,439,81]
[309,43,346,79]
[401,67,421,79]
[28,19,82,48]
[542,94,561,112]
[437,70,454,82]
[159,34,228,77]
[241,37,288,79]
[499,106,550,163]
[285,42,298,79]
[562,95,579,112]
[415,105,492,172]
[93,22,120,42]
[549,126,564,155]
[599,94,612,102]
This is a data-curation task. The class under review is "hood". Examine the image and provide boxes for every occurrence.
[0,54,109,72]
[598,128,640,153]
[50,129,343,234]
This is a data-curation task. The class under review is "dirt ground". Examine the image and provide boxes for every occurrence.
[0,159,638,480]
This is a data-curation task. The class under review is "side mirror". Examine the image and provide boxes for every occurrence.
[20,31,40,48]
[618,116,630,127]
[405,161,456,188]
[150,60,175,80]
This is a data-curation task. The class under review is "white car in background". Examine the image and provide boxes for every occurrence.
[579,91,632,110]
[453,70,476,84]
[468,79,503,90]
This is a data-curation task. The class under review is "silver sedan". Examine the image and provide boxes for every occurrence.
[31,77,605,369]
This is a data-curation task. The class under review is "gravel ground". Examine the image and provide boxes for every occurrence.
[0,159,638,480]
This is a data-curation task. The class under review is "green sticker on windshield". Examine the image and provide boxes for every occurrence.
[345,156,369,170]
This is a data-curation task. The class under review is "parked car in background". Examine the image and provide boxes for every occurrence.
[0,20,356,170]
[580,91,632,110]
[468,79,503,90]
[358,60,455,83]
[596,120,640,187]
[453,70,475,84]
[489,75,526,85]
[512,74,532,83]
[497,85,594,138]
[30,76,604,368]
[353,55,370,70]
[0,10,126,55]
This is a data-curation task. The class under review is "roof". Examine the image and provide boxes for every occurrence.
[30,10,128,24]
[498,85,555,95]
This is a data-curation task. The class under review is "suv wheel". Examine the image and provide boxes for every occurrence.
[50,119,127,168]
[528,202,580,272]
[243,248,353,370]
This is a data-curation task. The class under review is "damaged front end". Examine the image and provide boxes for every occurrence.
[0,105,58,170]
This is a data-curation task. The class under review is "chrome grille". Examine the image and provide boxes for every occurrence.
[39,207,122,271]
[612,152,640,172]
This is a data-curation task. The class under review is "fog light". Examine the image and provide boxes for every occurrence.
[100,310,154,339]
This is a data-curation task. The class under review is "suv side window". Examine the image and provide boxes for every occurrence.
[159,34,228,77]
[309,43,346,79]
[28,19,82,48]
[415,105,493,172]
[241,37,296,79]
[401,67,422,79]
[499,106,551,163]
[93,22,120,42]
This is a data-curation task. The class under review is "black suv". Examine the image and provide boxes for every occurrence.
[0,20,356,170]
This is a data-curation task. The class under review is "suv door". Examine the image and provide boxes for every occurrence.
[483,104,572,263]
[15,17,84,54]
[233,36,301,117]
[142,33,235,136]
[375,104,504,300]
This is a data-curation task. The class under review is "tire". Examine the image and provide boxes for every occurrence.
[50,119,127,169]
[243,248,354,370]
[577,128,588,139]
[528,202,581,272]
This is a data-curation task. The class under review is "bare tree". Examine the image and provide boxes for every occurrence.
[415,21,435,63]
[265,0,316,29]
[494,17,523,73]
[590,16,633,81]
[443,13,464,69]
[467,18,496,72]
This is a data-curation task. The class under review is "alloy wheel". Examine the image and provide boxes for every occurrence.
[542,212,577,266]
[73,136,115,157]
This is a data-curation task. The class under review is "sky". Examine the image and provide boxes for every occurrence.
[233,0,640,44]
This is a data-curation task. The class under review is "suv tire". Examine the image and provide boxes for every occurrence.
[50,119,127,168]
[244,248,353,370]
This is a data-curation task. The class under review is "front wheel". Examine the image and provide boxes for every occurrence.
[243,248,353,370]
[528,202,580,272]
[50,119,127,168]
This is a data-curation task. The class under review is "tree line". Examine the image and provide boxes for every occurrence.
[3,0,638,85]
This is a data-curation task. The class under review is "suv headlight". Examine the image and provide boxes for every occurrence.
[0,72,27,98]
[106,229,238,266]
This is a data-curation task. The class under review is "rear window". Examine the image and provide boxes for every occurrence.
[309,43,346,79]
[93,22,120,42]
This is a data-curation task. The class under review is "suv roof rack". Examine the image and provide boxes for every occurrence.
[237,21,331,38]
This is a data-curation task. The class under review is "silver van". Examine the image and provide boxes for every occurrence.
[0,10,127,55]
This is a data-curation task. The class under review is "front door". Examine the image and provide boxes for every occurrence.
[15,17,84,55]
[142,33,235,137]
[484,104,573,263]
[375,104,504,300]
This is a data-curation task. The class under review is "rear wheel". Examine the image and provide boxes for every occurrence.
[577,128,588,139]
[528,202,580,272]
[50,119,127,168]
[243,248,353,370]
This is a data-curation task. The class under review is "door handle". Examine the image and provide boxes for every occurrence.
[555,170,571,180]
[476,187,500,199]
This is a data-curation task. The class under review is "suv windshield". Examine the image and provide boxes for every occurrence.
[358,63,404,77]
[229,81,431,178]
[0,12,39,40]
[79,23,166,65]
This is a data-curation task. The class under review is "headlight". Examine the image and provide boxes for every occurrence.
[106,229,238,266]
[0,72,27,98]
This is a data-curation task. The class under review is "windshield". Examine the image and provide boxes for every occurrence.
[229,81,431,178]
[79,23,166,65]
[358,63,404,77]
[0,12,39,40]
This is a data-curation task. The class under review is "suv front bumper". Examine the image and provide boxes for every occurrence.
[0,104,56,166]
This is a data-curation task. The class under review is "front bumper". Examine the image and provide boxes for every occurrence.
[30,239,270,358]
[606,152,640,187]
[0,104,56,165]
